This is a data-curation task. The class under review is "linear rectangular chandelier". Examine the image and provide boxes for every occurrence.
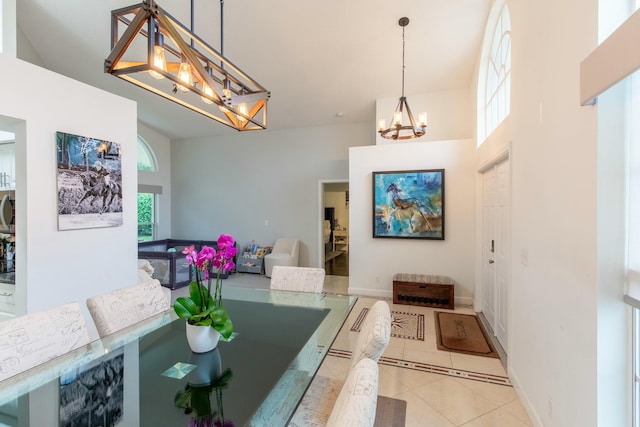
[105,0,270,131]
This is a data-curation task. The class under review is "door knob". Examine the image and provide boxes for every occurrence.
[488,260,495,264]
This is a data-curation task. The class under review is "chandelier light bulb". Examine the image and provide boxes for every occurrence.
[222,79,232,99]
[177,60,193,92]
[378,119,386,131]
[149,47,167,79]
[393,111,402,126]
[201,84,214,104]
[149,31,167,79]
[237,102,248,124]
[418,112,428,127]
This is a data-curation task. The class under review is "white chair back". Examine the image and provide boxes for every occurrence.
[86,279,170,337]
[326,358,379,427]
[270,266,325,293]
[0,302,90,381]
[272,238,299,257]
[264,238,300,277]
[351,300,391,368]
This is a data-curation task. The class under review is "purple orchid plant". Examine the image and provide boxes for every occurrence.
[173,234,237,339]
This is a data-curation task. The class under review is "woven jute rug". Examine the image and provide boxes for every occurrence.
[351,308,424,341]
[434,312,499,358]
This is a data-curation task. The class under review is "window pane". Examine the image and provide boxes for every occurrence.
[138,192,155,241]
[483,4,512,140]
[137,136,156,171]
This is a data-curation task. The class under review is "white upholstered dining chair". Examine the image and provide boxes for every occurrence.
[350,300,391,367]
[326,358,379,427]
[269,266,325,293]
[0,302,91,382]
[289,300,391,426]
[86,279,170,337]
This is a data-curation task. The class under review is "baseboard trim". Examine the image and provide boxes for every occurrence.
[347,289,474,310]
[347,287,393,299]
[509,369,544,427]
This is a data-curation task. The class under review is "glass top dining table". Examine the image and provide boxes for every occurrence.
[0,286,356,427]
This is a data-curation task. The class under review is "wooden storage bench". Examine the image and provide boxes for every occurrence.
[393,273,455,310]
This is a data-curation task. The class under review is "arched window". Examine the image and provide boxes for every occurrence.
[478,2,511,144]
[137,135,157,171]
[137,135,159,241]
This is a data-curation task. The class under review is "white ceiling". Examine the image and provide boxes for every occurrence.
[16,0,491,140]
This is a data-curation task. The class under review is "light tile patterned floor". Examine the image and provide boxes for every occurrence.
[181,273,533,426]
[324,295,533,427]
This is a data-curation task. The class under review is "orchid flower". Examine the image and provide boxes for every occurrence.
[174,234,236,339]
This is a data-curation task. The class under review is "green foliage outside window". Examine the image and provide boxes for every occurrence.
[138,193,154,241]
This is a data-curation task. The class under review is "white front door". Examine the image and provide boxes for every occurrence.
[482,157,510,350]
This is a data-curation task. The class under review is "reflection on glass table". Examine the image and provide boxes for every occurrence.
[0,287,356,426]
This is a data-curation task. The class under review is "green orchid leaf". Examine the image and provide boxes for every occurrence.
[189,387,213,416]
[209,306,228,325]
[188,281,203,307]
[211,368,233,389]
[190,311,213,324]
[173,297,199,319]
[174,390,190,409]
[215,318,233,339]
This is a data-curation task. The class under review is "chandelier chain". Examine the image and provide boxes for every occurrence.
[401,25,405,98]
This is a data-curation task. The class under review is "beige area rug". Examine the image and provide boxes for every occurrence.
[351,308,424,341]
[434,312,500,358]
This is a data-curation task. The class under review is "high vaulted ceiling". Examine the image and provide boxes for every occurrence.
[16,0,491,140]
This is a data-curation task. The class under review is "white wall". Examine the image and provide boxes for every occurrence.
[474,0,602,425]
[0,53,138,339]
[171,122,371,267]
[349,139,476,302]
[1,0,16,56]
[138,122,172,239]
[171,86,473,271]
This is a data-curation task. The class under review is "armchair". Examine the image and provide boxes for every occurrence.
[264,238,299,277]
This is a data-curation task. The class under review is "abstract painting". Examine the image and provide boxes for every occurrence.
[56,131,122,230]
[373,169,445,239]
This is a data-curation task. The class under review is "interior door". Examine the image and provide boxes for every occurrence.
[482,157,510,350]
[482,168,497,329]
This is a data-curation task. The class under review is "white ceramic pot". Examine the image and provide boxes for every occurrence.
[188,348,222,386]
[186,323,221,353]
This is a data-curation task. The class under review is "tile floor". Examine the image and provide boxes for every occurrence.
[178,273,533,427]
[324,296,532,427]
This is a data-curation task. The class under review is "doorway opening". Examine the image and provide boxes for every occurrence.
[320,180,349,277]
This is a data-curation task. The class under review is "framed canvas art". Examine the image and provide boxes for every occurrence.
[372,169,445,240]
[56,131,123,230]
